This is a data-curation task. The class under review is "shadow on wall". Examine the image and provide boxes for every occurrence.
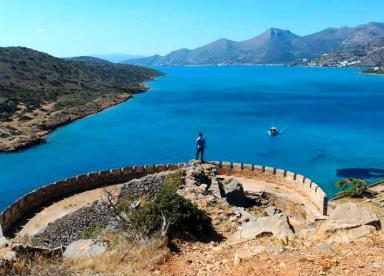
[337,168,384,179]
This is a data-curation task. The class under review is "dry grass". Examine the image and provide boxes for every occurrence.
[1,252,62,275]
[60,233,169,275]
[3,233,169,275]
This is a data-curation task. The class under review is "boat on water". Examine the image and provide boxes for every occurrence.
[268,126,279,136]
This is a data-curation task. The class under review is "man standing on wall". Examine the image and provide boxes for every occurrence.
[196,133,206,162]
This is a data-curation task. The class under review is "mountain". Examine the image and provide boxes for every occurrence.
[66,56,112,64]
[92,54,146,63]
[297,37,384,67]
[127,22,384,66]
[0,47,162,152]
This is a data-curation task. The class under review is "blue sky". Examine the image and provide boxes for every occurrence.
[0,0,383,57]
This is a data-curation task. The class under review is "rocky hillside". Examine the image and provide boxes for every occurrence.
[295,38,384,67]
[2,161,384,275]
[0,47,162,152]
[126,22,384,66]
[65,56,112,64]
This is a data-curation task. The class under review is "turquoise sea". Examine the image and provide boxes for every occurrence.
[1,66,384,210]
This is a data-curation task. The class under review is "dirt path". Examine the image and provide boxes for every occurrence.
[17,184,122,237]
[220,175,323,219]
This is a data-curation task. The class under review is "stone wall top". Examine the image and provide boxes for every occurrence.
[0,161,328,236]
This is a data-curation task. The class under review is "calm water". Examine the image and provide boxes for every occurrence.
[1,66,384,210]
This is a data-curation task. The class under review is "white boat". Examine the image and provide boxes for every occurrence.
[268,126,279,136]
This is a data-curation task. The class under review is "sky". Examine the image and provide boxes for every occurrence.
[0,0,384,57]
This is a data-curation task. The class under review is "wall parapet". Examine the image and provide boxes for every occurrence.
[0,161,328,236]
[212,161,328,216]
[0,163,180,235]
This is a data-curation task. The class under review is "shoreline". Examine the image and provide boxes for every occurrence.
[360,71,384,77]
[0,79,157,154]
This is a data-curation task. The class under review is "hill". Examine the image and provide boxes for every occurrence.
[0,47,162,152]
[91,54,146,63]
[65,56,112,64]
[126,22,384,66]
[297,38,384,67]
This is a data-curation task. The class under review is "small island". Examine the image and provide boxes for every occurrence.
[0,47,162,152]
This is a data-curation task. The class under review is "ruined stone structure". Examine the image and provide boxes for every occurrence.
[0,161,328,236]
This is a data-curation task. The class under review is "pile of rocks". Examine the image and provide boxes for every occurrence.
[120,171,175,200]
[317,203,381,243]
[32,201,119,248]
[184,160,216,187]
[181,161,263,208]
[30,171,182,249]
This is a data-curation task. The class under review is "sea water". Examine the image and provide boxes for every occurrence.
[1,66,384,210]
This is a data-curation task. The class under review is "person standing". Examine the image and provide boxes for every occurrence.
[196,133,206,162]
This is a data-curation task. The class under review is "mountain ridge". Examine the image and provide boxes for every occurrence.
[125,22,384,66]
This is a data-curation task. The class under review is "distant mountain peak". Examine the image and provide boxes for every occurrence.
[365,22,384,27]
[263,28,297,37]
[125,22,384,66]
[212,38,236,43]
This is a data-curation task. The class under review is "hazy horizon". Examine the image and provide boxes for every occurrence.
[1,0,384,57]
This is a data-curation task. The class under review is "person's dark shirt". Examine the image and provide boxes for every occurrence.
[196,137,206,149]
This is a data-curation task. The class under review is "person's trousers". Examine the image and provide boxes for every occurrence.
[196,147,204,161]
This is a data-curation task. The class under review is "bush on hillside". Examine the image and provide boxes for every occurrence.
[124,173,212,240]
[336,177,367,197]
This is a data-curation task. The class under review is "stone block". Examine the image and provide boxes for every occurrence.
[310,183,319,195]
[76,174,89,186]
[133,166,145,173]
[242,164,253,171]
[111,168,122,178]
[275,168,286,177]
[221,162,232,170]
[155,164,167,172]
[177,162,187,168]
[232,163,242,171]
[264,167,275,175]
[121,167,133,178]
[285,171,296,181]
[295,174,304,184]
[253,165,264,173]
[167,163,178,170]
[144,164,155,173]
[211,161,221,168]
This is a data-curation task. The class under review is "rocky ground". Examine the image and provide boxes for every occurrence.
[1,161,384,275]
[0,46,161,152]
[0,92,134,152]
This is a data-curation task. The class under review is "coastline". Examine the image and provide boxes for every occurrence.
[360,71,384,77]
[0,79,158,153]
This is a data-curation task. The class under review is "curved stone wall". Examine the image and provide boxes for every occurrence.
[212,161,328,216]
[0,163,185,234]
[0,161,328,235]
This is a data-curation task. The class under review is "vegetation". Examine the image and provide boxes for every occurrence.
[65,56,112,64]
[1,233,168,275]
[0,47,162,152]
[363,67,384,74]
[336,177,368,197]
[124,173,212,240]
[0,47,161,118]
[81,225,103,239]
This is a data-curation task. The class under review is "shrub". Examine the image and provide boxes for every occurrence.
[336,178,367,197]
[126,174,212,239]
[81,225,103,239]
[19,115,33,121]
[161,172,182,193]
